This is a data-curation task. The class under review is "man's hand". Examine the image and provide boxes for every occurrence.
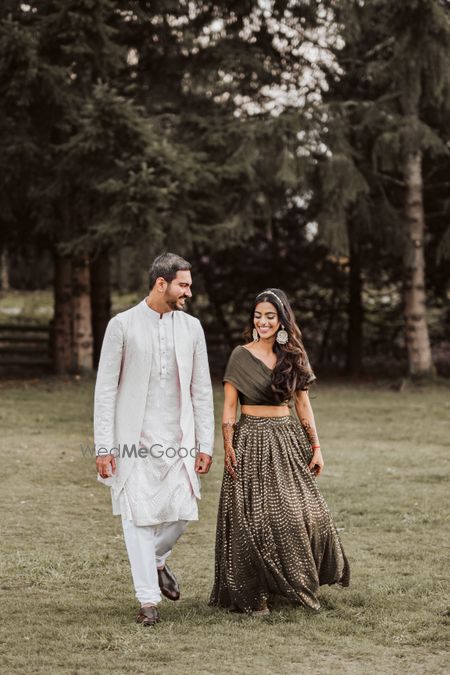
[195,452,212,474]
[96,454,116,479]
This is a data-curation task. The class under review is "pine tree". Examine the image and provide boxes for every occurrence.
[319,0,450,377]
[1,2,189,371]
[120,1,326,323]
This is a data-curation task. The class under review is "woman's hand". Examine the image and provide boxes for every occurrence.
[308,448,324,477]
[224,445,237,480]
[222,415,238,480]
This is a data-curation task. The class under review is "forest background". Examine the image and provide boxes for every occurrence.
[0,0,449,379]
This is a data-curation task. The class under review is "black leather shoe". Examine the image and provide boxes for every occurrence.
[136,605,160,626]
[157,564,180,601]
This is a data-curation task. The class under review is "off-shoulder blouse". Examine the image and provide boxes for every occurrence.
[223,345,316,406]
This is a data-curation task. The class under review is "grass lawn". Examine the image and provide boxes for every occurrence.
[0,377,449,674]
[0,290,142,325]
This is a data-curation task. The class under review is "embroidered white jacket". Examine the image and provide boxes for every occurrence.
[93,300,214,500]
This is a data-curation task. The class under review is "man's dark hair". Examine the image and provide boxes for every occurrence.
[148,252,191,289]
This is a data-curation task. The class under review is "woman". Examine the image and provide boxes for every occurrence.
[209,288,350,615]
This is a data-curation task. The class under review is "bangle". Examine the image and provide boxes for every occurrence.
[311,444,321,450]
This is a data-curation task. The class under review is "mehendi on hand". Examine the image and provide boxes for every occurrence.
[222,420,236,451]
[300,417,320,448]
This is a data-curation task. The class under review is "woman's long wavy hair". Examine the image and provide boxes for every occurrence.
[243,288,314,402]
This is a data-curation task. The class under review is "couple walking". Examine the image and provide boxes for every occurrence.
[94,253,350,626]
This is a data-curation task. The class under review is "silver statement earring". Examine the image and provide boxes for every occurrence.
[252,328,259,342]
[276,325,289,345]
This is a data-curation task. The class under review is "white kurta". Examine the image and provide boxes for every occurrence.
[111,302,198,526]
[94,300,214,502]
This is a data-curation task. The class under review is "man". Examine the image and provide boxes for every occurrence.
[94,252,214,626]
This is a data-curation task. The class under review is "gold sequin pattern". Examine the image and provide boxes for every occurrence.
[209,414,350,613]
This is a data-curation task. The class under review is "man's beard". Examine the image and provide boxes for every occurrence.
[168,296,187,311]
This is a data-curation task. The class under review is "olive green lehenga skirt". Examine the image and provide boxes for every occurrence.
[209,414,350,613]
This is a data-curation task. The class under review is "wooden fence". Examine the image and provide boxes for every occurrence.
[0,324,52,375]
[0,323,240,377]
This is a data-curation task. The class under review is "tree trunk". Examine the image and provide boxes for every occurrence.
[346,224,363,375]
[90,250,111,368]
[403,150,434,377]
[0,248,10,290]
[72,255,93,372]
[116,249,123,293]
[318,284,339,366]
[53,253,73,374]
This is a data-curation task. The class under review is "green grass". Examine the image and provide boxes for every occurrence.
[0,290,140,325]
[0,290,54,324]
[0,378,449,674]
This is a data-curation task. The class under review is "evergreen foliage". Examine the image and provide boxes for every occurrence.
[0,1,448,374]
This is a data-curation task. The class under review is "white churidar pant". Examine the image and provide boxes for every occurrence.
[121,516,188,605]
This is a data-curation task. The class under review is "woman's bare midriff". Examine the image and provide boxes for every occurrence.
[241,405,290,417]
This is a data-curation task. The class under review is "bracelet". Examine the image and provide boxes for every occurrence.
[311,444,321,450]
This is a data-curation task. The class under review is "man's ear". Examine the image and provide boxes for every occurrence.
[155,277,167,293]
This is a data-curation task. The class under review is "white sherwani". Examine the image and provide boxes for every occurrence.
[94,299,215,523]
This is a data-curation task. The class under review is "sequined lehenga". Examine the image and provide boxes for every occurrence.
[209,413,350,613]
